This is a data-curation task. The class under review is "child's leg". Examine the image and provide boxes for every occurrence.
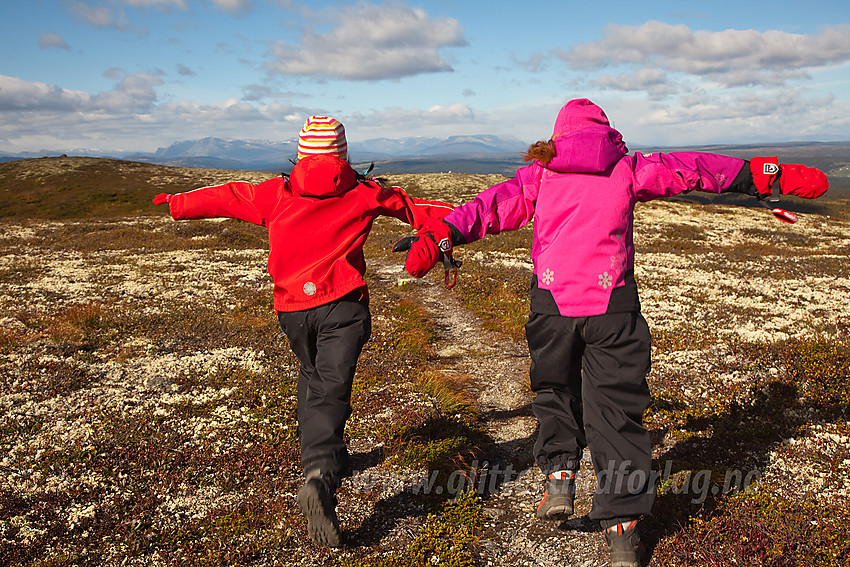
[580,311,653,522]
[525,312,586,474]
[279,294,371,547]
[278,294,372,486]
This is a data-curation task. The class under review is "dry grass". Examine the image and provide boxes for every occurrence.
[1,158,849,566]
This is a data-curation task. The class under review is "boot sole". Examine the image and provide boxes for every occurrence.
[536,500,574,520]
[297,481,342,548]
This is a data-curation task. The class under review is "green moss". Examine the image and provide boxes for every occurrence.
[0,414,44,438]
[190,499,296,566]
[385,370,486,478]
[780,338,850,408]
[388,300,438,362]
[342,490,484,567]
[452,261,530,342]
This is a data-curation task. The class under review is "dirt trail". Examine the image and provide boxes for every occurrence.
[370,262,614,567]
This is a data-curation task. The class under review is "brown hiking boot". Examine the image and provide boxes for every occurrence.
[296,473,342,547]
[603,518,643,567]
[536,470,576,520]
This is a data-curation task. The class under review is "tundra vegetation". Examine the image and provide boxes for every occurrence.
[1,157,849,566]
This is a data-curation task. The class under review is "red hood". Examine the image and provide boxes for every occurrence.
[289,154,358,197]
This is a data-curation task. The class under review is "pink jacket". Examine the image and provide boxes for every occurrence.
[444,99,751,317]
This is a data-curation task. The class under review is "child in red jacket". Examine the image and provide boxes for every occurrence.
[154,116,452,547]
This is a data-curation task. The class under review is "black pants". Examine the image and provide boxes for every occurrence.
[277,291,371,486]
[526,310,654,521]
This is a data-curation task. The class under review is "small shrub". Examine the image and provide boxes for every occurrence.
[653,490,850,566]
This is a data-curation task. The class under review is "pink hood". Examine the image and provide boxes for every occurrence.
[444,98,748,317]
[544,99,628,174]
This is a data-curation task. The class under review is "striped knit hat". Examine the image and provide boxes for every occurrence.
[297,115,348,160]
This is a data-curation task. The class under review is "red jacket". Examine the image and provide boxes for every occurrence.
[168,155,452,312]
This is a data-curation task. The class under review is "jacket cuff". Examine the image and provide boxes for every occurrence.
[446,221,467,246]
[725,161,762,198]
[168,195,182,219]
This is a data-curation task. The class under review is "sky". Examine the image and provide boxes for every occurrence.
[1,0,850,154]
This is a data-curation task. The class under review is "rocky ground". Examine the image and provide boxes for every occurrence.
[1,165,849,566]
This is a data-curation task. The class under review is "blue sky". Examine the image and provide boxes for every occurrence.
[1,0,849,154]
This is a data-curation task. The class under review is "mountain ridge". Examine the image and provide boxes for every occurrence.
[3,137,849,176]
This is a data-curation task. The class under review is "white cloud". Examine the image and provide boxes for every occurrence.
[265,1,467,80]
[557,22,850,88]
[0,74,308,151]
[124,0,189,9]
[207,0,252,14]
[103,67,126,80]
[0,73,161,115]
[39,33,71,50]
[607,90,850,146]
[66,1,129,29]
[591,68,677,100]
[65,0,250,30]
[123,0,254,13]
[344,103,475,136]
[0,76,87,113]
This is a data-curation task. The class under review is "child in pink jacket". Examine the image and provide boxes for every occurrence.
[396,99,828,566]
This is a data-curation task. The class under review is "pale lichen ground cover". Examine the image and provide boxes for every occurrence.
[0,210,481,566]
[1,172,849,566]
[420,181,850,498]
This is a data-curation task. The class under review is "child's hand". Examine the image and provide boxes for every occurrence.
[393,219,455,278]
[750,158,828,199]
[393,233,440,278]
[152,193,172,205]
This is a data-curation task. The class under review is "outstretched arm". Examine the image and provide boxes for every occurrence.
[632,152,748,201]
[632,152,828,205]
[153,178,281,226]
[393,164,542,281]
[365,182,459,281]
[443,163,542,244]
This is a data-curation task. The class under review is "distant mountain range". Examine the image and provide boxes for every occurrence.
[2,137,849,178]
[0,135,530,175]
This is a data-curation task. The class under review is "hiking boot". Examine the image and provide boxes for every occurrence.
[603,518,642,567]
[536,470,576,520]
[296,473,342,547]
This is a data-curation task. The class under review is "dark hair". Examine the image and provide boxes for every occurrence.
[523,139,555,165]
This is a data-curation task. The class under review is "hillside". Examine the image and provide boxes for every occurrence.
[1,159,849,566]
[0,157,276,220]
[2,156,849,221]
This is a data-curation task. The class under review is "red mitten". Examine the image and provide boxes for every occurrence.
[419,218,453,257]
[403,236,440,278]
[392,219,453,278]
[751,157,828,199]
[152,193,172,205]
[779,163,828,199]
[750,157,780,196]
